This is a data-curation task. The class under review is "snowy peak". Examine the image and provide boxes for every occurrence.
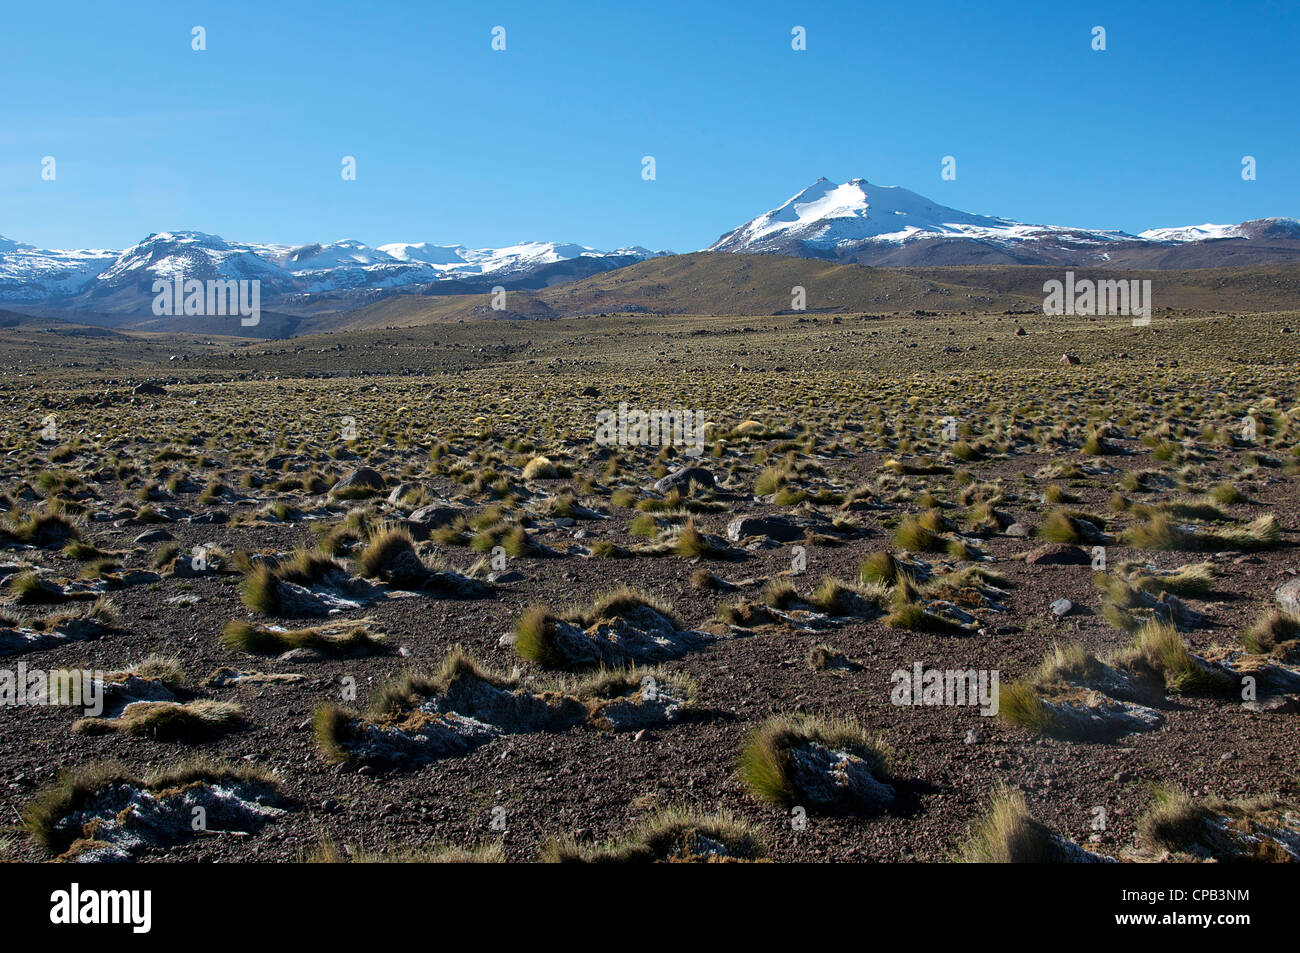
[710,176,1023,252]
[97,231,288,287]
[706,177,1300,266]
[0,229,660,307]
[1139,218,1300,243]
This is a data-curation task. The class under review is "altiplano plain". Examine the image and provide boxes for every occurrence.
[2,290,1298,863]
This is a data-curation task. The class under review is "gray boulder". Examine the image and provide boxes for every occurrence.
[654,467,715,495]
[1276,577,1300,616]
[332,467,385,494]
[726,514,829,543]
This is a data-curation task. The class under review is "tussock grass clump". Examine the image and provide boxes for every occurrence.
[238,549,348,614]
[893,517,945,553]
[316,645,689,762]
[61,539,103,561]
[1037,509,1102,544]
[8,571,70,605]
[1121,561,1215,598]
[22,596,118,631]
[356,524,421,578]
[690,567,725,590]
[127,654,186,689]
[369,643,512,715]
[21,758,277,853]
[1243,610,1300,655]
[808,577,883,618]
[307,837,505,864]
[1111,621,1231,695]
[996,681,1058,735]
[238,563,282,614]
[1138,786,1208,854]
[542,807,766,863]
[512,605,565,667]
[806,643,854,672]
[1208,481,1248,505]
[1137,787,1295,861]
[958,788,1071,863]
[513,586,679,667]
[859,550,900,585]
[3,508,81,547]
[275,549,346,586]
[884,457,951,476]
[673,520,713,558]
[760,577,799,610]
[885,578,963,633]
[1033,642,1105,688]
[1081,430,1114,456]
[313,703,355,764]
[927,564,1009,592]
[521,456,560,480]
[74,700,244,741]
[221,619,383,656]
[1121,513,1279,551]
[738,714,889,806]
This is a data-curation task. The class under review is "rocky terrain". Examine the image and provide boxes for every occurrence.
[1,298,1298,864]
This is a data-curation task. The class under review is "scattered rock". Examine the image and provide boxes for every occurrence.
[653,467,715,494]
[133,528,173,545]
[726,513,833,543]
[1026,544,1090,566]
[1049,598,1074,617]
[332,467,386,494]
[1276,577,1300,616]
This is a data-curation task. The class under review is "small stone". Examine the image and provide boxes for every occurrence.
[1276,577,1300,616]
[133,528,174,545]
[1026,544,1090,566]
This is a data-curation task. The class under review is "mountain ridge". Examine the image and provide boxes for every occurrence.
[4,176,1299,314]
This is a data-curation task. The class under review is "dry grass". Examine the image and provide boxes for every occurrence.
[738,713,889,806]
[541,806,765,863]
[958,788,1069,862]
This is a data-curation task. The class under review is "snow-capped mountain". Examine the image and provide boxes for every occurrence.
[1139,218,1300,243]
[4,178,1299,315]
[0,231,665,311]
[0,239,118,299]
[709,177,1300,267]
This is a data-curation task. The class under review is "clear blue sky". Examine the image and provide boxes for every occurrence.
[2,0,1296,252]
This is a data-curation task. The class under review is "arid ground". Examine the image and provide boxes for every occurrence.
[2,300,1299,863]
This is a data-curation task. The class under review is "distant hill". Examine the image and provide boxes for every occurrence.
[8,255,1300,341]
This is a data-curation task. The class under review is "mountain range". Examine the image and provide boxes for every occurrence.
[709,178,1300,268]
[0,232,664,314]
[3,176,1298,318]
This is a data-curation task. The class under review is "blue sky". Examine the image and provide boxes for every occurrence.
[2,0,1296,251]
